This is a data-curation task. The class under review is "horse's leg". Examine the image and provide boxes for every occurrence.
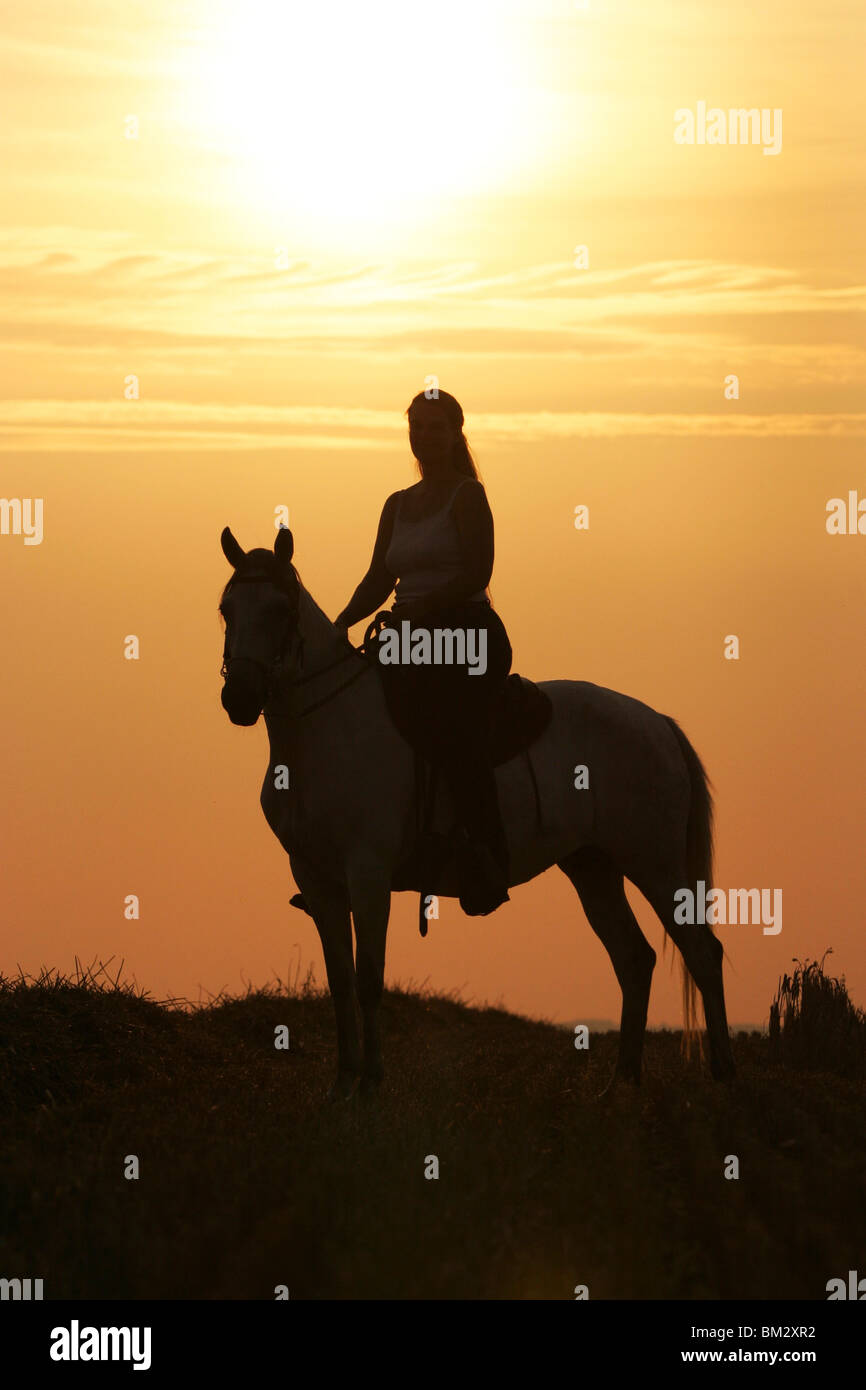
[348,863,391,1095]
[290,855,361,1100]
[637,873,736,1081]
[557,846,656,1092]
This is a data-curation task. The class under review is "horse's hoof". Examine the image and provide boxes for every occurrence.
[597,1068,640,1100]
[359,1072,383,1099]
[327,1075,359,1103]
[711,1059,737,1083]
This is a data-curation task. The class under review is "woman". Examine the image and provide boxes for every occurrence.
[334,390,512,915]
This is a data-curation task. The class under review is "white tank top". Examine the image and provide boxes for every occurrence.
[385,478,488,609]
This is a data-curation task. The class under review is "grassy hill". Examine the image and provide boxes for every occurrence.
[0,957,864,1300]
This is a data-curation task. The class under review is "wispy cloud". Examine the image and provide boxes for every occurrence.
[1,232,864,445]
[4,244,864,320]
[1,241,863,365]
[2,398,863,451]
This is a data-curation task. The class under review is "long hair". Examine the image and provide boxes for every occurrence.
[404,389,494,605]
[405,390,481,481]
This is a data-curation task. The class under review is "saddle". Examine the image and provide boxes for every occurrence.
[363,610,552,765]
[488,672,554,768]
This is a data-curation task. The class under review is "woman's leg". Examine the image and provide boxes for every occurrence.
[430,605,512,910]
[381,602,513,911]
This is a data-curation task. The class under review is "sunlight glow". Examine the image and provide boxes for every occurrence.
[192,0,540,235]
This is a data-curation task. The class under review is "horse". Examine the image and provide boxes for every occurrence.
[218,524,736,1100]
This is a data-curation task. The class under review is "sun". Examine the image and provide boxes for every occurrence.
[188,0,539,240]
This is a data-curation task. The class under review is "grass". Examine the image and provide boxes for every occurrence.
[0,955,864,1300]
[769,950,866,1080]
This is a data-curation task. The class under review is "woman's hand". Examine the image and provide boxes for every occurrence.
[388,599,430,625]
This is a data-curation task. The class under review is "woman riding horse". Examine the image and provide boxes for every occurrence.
[334,390,512,915]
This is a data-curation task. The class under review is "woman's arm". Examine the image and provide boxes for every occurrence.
[402,480,493,622]
[334,492,401,628]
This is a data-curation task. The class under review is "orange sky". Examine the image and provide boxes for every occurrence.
[2,0,865,1026]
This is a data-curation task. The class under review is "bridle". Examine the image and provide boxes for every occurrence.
[219,571,372,718]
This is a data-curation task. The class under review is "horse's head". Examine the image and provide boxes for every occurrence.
[218,525,302,725]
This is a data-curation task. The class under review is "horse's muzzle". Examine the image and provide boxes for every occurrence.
[221,667,266,725]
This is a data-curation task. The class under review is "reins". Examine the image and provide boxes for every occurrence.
[290,611,393,718]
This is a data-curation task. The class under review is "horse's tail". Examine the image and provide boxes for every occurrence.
[663,715,715,1059]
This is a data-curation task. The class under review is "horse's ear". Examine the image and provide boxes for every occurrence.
[275,525,294,566]
[221,527,246,568]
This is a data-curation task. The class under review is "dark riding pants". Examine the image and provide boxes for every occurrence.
[379,600,512,871]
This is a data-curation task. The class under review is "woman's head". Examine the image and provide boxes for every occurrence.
[405,390,479,479]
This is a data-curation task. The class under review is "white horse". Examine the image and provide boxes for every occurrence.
[218,525,736,1099]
